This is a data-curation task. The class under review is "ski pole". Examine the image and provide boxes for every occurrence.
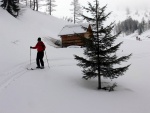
[45,50,50,68]
[30,48,31,65]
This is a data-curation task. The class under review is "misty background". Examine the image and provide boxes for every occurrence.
[52,0,150,18]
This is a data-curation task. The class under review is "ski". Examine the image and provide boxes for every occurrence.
[27,68,35,70]
[26,67,45,70]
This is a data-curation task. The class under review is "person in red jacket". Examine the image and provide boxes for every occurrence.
[30,37,46,69]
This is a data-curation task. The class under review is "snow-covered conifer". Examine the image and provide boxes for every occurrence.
[74,0,131,90]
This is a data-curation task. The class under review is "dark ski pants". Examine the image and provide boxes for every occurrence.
[36,51,44,67]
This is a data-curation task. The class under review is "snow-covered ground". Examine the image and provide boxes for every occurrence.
[0,7,150,113]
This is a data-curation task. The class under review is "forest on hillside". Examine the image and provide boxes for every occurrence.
[1,0,150,36]
[114,17,150,35]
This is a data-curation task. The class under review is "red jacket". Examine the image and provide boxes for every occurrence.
[32,41,46,52]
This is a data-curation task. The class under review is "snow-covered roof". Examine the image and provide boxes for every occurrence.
[58,23,89,36]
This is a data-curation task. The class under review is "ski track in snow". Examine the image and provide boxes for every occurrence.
[0,66,28,93]
[0,57,76,93]
[1,51,148,93]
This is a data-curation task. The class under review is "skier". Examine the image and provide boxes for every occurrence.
[30,37,46,69]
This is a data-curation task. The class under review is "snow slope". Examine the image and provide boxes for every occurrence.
[0,7,150,113]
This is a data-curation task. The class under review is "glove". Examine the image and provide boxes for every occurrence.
[30,46,32,49]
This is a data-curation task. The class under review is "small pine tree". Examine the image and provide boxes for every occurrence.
[126,7,130,16]
[70,0,83,24]
[138,23,144,35]
[74,0,131,90]
[46,0,57,15]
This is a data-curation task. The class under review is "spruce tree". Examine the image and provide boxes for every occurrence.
[74,0,131,90]
[1,0,20,17]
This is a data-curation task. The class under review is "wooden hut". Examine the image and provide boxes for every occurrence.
[58,23,92,47]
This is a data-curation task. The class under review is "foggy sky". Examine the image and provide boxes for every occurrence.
[54,0,150,18]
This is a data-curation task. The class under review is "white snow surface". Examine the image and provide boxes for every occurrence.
[0,7,150,113]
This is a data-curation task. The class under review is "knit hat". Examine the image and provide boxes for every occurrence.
[38,37,41,41]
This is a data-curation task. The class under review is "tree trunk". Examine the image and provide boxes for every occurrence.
[30,0,32,8]
[96,0,101,89]
[33,0,35,10]
[4,0,9,10]
[36,0,38,11]
[50,0,51,15]
[25,0,27,6]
